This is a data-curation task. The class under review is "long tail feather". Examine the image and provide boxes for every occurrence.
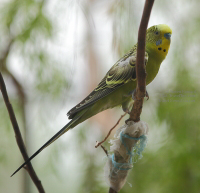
[11,118,76,177]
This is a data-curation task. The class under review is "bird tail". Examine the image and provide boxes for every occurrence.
[11,116,79,177]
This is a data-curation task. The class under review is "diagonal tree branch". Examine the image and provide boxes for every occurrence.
[0,73,45,193]
[109,0,154,192]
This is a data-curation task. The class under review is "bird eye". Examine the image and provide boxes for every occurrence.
[155,31,159,35]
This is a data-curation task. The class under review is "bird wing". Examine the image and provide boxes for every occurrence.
[67,51,145,119]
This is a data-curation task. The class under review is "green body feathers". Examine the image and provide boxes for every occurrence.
[12,24,172,176]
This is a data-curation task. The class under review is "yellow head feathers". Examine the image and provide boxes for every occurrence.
[156,24,172,35]
[146,24,172,58]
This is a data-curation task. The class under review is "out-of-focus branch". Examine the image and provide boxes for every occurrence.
[0,73,45,193]
[0,40,13,65]
[109,188,117,193]
[0,40,25,103]
[128,0,155,122]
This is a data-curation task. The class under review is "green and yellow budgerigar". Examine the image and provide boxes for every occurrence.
[12,24,172,176]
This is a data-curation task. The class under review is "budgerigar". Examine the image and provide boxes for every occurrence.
[12,24,172,176]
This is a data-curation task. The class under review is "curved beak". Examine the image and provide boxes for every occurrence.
[164,33,171,40]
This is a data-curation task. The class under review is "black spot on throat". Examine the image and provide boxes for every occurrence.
[163,49,166,52]
[158,47,162,51]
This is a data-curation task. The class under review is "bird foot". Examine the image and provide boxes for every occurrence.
[131,89,137,100]
[122,108,131,114]
[131,89,149,100]
[145,90,149,100]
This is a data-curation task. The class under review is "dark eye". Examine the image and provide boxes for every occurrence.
[155,31,159,35]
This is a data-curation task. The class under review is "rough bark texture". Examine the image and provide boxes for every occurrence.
[129,0,155,122]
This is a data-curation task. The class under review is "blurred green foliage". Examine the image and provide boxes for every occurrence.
[0,0,69,192]
[0,0,200,193]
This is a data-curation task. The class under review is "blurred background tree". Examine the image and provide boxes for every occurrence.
[0,0,200,193]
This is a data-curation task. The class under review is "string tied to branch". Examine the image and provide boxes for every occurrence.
[104,121,149,192]
[111,132,147,171]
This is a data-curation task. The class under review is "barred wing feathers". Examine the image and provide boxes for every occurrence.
[67,53,140,119]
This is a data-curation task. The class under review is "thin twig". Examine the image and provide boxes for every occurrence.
[128,0,155,122]
[100,144,108,156]
[95,112,127,148]
[0,73,45,193]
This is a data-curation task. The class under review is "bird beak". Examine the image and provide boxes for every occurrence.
[164,33,171,40]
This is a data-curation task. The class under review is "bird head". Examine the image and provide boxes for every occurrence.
[146,24,172,58]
